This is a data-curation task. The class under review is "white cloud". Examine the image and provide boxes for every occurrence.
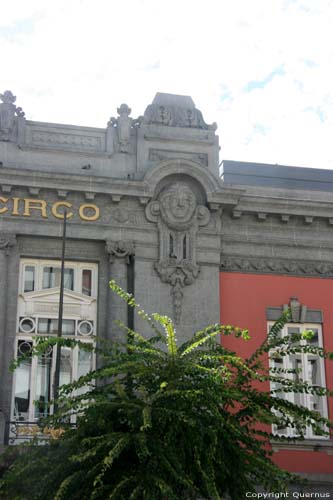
[1,0,333,168]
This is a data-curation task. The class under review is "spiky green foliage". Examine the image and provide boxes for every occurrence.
[0,280,332,499]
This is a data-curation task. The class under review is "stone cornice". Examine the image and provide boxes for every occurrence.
[229,189,333,221]
[220,255,333,278]
[3,165,333,219]
[0,165,243,209]
[0,166,150,200]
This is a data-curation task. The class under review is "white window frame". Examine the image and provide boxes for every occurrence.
[12,336,94,424]
[12,258,98,427]
[19,259,98,297]
[269,322,329,440]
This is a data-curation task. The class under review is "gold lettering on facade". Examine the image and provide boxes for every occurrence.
[23,199,48,218]
[79,204,100,221]
[51,201,74,220]
[12,197,20,216]
[0,196,8,214]
[0,196,100,221]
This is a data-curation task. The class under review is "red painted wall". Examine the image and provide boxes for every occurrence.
[220,272,333,474]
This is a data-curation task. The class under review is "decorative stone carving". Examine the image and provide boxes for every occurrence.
[31,131,101,150]
[266,297,322,324]
[0,90,25,142]
[111,207,129,223]
[0,233,16,255]
[146,182,210,323]
[220,255,333,278]
[108,103,133,153]
[110,207,140,225]
[148,148,208,167]
[143,93,217,130]
[105,240,135,263]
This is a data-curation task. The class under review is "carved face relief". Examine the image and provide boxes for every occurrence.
[159,183,197,229]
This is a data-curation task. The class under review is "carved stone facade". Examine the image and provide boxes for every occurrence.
[105,240,135,263]
[0,91,332,488]
[146,181,210,322]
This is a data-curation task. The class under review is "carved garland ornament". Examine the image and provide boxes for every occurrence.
[146,182,210,323]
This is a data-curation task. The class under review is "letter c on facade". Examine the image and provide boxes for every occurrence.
[0,196,8,214]
[51,201,74,219]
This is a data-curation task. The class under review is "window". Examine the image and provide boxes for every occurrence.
[82,269,92,296]
[269,323,328,439]
[13,340,93,423]
[42,267,74,290]
[12,259,98,431]
[23,265,35,292]
[20,259,97,297]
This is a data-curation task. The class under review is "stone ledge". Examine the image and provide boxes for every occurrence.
[272,439,333,455]
[220,255,333,278]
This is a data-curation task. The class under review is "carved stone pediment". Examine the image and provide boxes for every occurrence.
[146,181,210,323]
[20,288,95,304]
[18,289,96,320]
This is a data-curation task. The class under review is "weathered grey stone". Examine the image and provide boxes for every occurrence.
[1,92,333,479]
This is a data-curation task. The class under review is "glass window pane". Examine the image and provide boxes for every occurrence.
[38,319,75,335]
[24,266,35,292]
[60,348,73,386]
[42,267,74,290]
[77,348,93,396]
[34,348,53,419]
[82,269,92,296]
[63,320,75,335]
[307,358,320,385]
[43,267,59,288]
[287,326,300,346]
[14,341,32,421]
[64,269,74,290]
[78,349,92,378]
[307,328,319,346]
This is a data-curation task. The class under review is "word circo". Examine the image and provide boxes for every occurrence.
[0,196,100,221]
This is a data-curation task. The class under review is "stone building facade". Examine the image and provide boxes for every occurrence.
[0,90,332,490]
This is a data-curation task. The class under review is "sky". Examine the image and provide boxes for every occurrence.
[1,0,333,169]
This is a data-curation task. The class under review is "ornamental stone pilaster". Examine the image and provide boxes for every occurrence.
[105,240,135,343]
[0,233,16,441]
